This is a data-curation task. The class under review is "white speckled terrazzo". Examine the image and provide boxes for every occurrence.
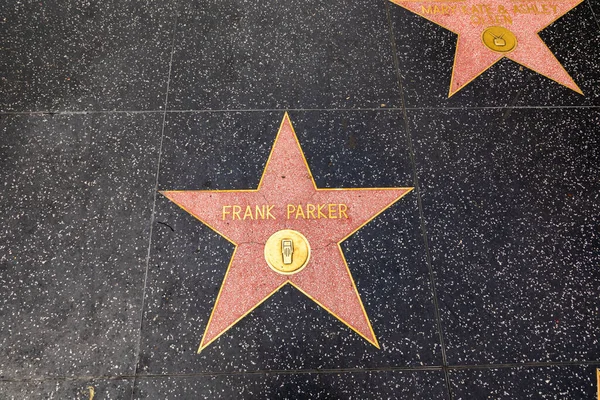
[0,0,598,398]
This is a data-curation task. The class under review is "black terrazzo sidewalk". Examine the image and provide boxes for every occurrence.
[0,0,598,399]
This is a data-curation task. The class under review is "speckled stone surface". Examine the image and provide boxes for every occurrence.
[0,378,132,400]
[167,0,400,110]
[1,0,599,398]
[0,1,178,112]
[389,1,600,107]
[133,370,448,399]
[0,114,162,378]
[449,365,600,399]
[138,111,440,373]
[409,108,600,365]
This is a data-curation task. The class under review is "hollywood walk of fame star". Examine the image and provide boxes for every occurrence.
[389,0,584,96]
[161,114,413,351]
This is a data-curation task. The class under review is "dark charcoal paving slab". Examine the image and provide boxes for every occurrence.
[133,370,448,399]
[0,378,132,400]
[137,111,441,373]
[450,365,600,400]
[167,0,400,110]
[409,108,600,365]
[0,1,177,112]
[0,114,162,378]
[389,2,600,108]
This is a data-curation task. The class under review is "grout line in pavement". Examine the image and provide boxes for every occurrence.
[128,10,179,400]
[586,0,600,30]
[2,361,599,384]
[0,105,598,116]
[384,2,453,399]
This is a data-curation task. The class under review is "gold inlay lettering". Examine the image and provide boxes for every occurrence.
[222,204,277,220]
[223,203,349,220]
[285,203,349,220]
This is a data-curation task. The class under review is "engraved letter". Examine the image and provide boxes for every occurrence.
[232,205,242,220]
[338,204,348,219]
[222,205,232,220]
[328,204,337,219]
[307,204,316,219]
[243,205,254,220]
[266,205,276,219]
[295,204,306,219]
[318,204,327,219]
[287,204,296,219]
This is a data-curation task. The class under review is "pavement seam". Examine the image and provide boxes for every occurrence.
[3,361,599,383]
[384,2,453,399]
[128,9,180,400]
[1,105,599,116]
[586,0,600,30]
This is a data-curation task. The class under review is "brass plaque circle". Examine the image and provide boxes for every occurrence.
[482,26,517,53]
[264,229,311,275]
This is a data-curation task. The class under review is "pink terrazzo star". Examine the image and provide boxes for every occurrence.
[390,0,583,95]
[161,114,413,351]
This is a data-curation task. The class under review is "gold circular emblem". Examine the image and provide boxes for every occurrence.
[264,229,311,275]
[482,26,517,53]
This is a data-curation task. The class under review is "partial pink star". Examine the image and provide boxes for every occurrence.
[390,0,583,96]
